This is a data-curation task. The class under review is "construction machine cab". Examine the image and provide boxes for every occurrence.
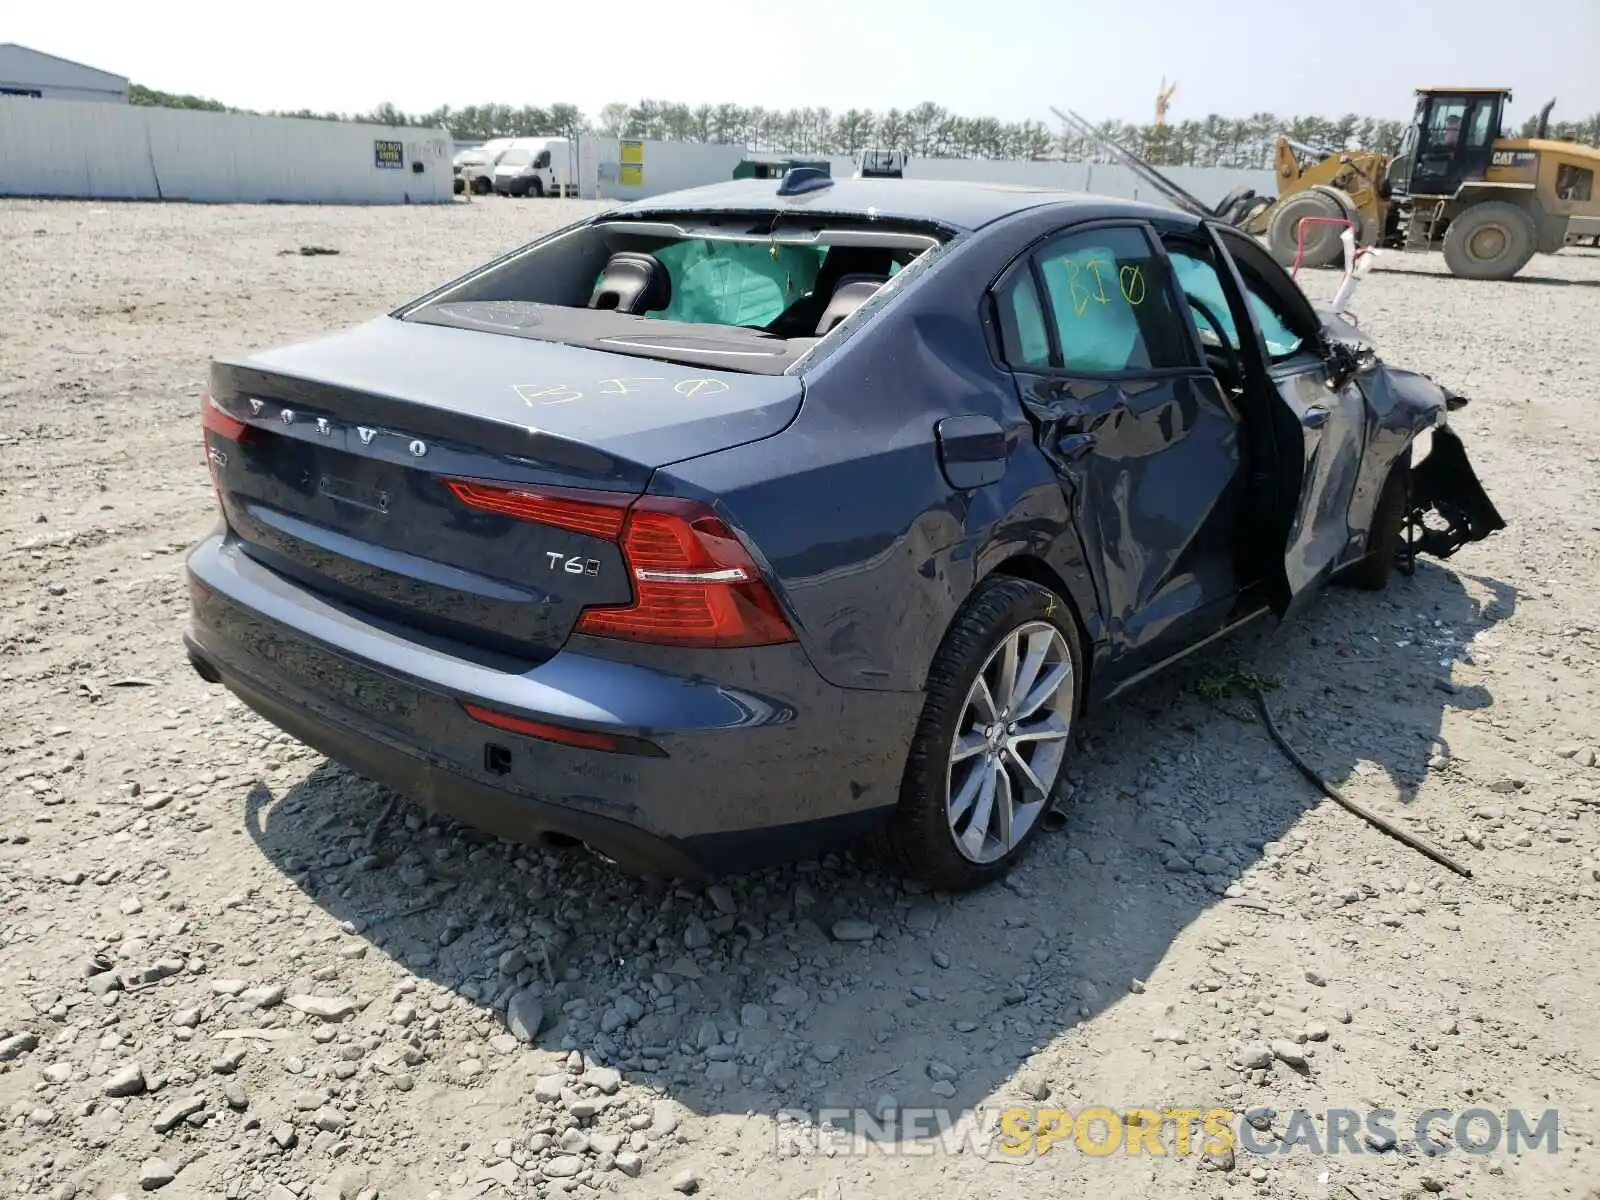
[1386,88,1512,200]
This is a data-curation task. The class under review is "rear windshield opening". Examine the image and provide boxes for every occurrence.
[399,215,950,374]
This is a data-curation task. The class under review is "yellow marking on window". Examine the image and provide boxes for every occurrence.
[1119,264,1146,305]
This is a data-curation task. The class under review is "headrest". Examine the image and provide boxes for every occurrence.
[814,274,888,337]
[588,252,671,314]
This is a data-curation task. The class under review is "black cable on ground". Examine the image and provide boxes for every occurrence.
[1253,687,1474,880]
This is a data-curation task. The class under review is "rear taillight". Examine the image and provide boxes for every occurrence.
[201,395,250,444]
[201,396,253,509]
[578,497,795,648]
[444,479,796,649]
[443,480,626,539]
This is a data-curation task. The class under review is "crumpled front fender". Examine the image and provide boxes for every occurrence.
[1406,424,1507,560]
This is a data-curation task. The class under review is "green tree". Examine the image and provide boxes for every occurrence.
[119,80,1600,170]
[834,109,876,154]
[128,83,231,111]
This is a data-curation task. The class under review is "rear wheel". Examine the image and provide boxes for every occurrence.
[1267,190,1346,268]
[1442,202,1537,280]
[471,175,492,195]
[1338,456,1410,591]
[876,576,1083,892]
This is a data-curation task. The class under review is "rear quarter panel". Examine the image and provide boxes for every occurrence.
[652,205,1119,693]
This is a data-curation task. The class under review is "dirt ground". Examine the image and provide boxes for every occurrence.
[2,196,1599,1200]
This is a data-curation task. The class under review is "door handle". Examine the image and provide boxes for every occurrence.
[1303,405,1331,429]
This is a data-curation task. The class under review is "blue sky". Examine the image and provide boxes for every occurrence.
[11,0,1599,124]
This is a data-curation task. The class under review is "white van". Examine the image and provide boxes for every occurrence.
[453,137,517,195]
[491,137,575,198]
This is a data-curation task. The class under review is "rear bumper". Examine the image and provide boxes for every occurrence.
[184,533,916,877]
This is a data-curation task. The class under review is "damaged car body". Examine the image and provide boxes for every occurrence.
[183,175,1504,892]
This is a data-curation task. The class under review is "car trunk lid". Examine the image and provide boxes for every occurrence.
[204,316,800,661]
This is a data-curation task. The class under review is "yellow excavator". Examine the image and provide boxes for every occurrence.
[1250,87,1600,279]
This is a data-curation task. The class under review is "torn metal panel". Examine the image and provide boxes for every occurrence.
[1343,357,1502,562]
[1406,426,1508,559]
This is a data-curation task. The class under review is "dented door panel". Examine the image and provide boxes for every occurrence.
[1272,362,1369,612]
[1015,371,1244,679]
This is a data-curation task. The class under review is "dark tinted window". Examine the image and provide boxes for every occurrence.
[997,226,1191,373]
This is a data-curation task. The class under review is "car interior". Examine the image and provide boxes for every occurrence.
[402,215,941,364]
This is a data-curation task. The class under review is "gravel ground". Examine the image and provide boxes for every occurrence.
[2,196,1600,1200]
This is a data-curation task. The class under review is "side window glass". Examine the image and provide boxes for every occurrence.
[999,273,1052,367]
[1036,228,1188,372]
[1427,101,1467,149]
[1169,239,1309,362]
[1239,285,1305,359]
[995,226,1190,374]
[1167,247,1242,350]
[1043,227,1192,371]
[1466,102,1494,148]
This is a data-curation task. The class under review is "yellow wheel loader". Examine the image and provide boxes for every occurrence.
[1259,88,1600,280]
[1056,93,1600,282]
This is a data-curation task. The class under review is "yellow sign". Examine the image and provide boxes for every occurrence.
[619,139,643,186]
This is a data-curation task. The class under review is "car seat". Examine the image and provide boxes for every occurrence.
[814,275,889,336]
[588,252,671,315]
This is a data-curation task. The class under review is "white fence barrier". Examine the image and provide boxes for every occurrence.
[0,98,453,204]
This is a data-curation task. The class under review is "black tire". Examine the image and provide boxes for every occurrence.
[1267,190,1345,268]
[1339,456,1411,591]
[1442,202,1537,280]
[528,178,545,198]
[1310,184,1364,245]
[874,575,1084,892]
[1212,184,1256,222]
[471,175,492,195]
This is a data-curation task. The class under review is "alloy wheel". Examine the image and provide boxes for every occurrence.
[946,621,1074,863]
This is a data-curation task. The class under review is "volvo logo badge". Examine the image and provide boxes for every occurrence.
[408,440,428,458]
[357,427,377,445]
[315,418,331,436]
[280,409,296,426]
[248,399,263,416]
